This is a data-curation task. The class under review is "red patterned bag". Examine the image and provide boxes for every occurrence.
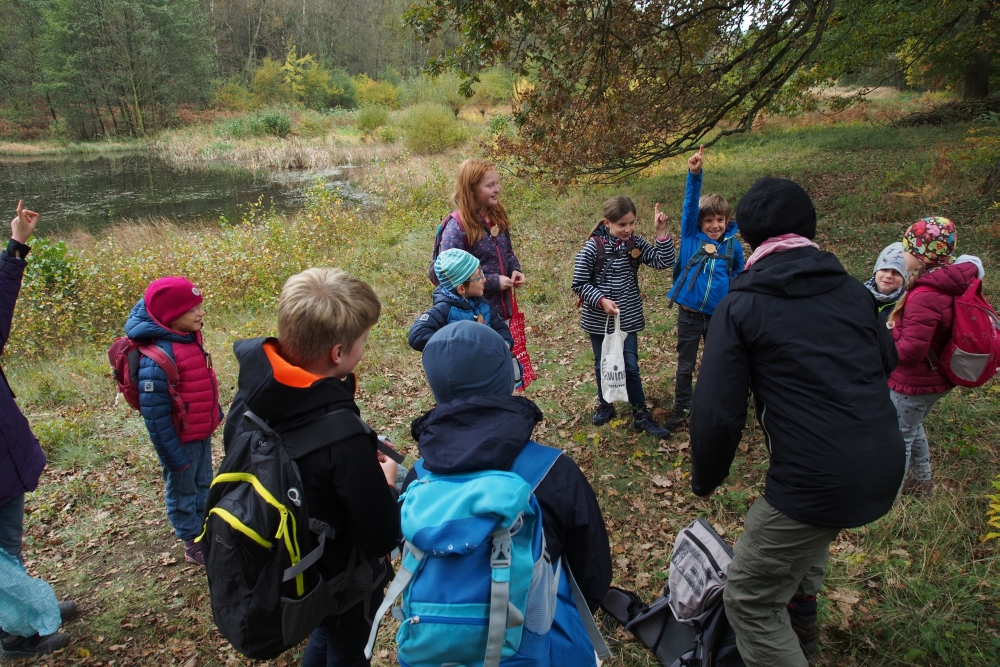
[509,289,537,390]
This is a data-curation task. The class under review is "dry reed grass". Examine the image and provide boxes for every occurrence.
[155,132,405,172]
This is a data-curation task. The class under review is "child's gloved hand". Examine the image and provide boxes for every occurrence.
[688,145,704,175]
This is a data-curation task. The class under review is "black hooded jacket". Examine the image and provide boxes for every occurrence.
[690,247,905,528]
[402,395,612,611]
[223,337,400,579]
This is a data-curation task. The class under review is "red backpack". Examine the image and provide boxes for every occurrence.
[925,278,1000,388]
[108,337,188,433]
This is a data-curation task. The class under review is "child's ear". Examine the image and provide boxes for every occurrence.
[455,283,467,296]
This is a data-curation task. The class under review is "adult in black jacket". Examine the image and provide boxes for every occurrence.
[223,268,400,667]
[690,178,904,667]
[404,321,612,666]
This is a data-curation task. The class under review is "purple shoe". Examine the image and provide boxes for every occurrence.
[184,540,205,566]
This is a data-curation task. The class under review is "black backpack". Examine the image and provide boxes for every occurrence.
[669,238,736,308]
[199,409,389,660]
[602,519,746,667]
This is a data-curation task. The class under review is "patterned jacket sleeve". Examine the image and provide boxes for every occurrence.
[138,348,190,472]
[636,235,676,270]
[407,302,449,352]
[504,230,522,274]
[571,240,606,309]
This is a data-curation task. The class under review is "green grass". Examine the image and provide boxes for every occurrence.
[6,102,1000,665]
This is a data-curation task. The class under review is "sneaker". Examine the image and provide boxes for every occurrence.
[58,600,79,622]
[592,402,616,426]
[184,540,205,566]
[633,409,671,440]
[788,596,817,665]
[663,406,690,432]
[901,476,933,497]
[0,632,71,657]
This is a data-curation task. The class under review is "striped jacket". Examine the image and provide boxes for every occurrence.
[571,225,676,335]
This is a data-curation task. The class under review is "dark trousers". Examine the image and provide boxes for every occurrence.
[302,588,385,667]
[0,494,24,563]
[674,309,711,410]
[589,331,646,409]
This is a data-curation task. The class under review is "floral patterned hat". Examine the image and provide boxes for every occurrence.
[902,217,956,268]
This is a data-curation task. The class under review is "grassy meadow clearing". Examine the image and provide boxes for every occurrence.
[4,96,1000,666]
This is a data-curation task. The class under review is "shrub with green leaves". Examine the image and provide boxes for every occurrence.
[215,109,292,139]
[212,79,253,112]
[354,74,400,109]
[400,103,467,154]
[356,105,389,136]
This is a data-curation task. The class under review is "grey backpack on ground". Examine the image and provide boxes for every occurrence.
[601,519,745,667]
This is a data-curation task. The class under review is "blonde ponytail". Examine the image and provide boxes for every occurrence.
[887,263,924,325]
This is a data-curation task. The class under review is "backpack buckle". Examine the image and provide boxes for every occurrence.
[490,531,512,568]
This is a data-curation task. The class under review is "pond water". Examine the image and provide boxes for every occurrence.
[0,152,369,238]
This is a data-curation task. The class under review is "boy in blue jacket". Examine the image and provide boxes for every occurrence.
[408,248,513,352]
[665,146,745,431]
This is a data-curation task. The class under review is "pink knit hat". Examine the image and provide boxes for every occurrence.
[145,276,203,327]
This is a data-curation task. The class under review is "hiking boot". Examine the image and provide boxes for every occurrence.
[901,476,933,497]
[633,409,671,439]
[58,600,79,622]
[592,402,616,426]
[184,540,205,566]
[0,632,70,658]
[662,406,690,432]
[788,596,817,665]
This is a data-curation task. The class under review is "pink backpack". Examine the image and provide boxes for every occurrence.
[108,337,188,433]
[926,278,1000,387]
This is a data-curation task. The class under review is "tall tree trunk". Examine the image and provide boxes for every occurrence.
[982,156,1000,200]
[963,6,992,99]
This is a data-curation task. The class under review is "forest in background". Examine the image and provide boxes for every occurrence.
[0,0,996,148]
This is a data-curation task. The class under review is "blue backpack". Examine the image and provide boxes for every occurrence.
[365,442,610,667]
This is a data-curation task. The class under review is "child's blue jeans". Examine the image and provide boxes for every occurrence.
[160,437,213,542]
[589,331,646,409]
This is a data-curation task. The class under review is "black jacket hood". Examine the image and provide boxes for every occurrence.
[232,337,359,429]
[410,395,543,474]
[732,247,847,299]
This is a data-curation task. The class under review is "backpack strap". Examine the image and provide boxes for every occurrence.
[564,562,613,661]
[508,441,562,491]
[138,343,188,433]
[279,409,372,459]
[364,544,426,660]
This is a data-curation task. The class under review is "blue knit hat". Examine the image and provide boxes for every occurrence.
[434,248,480,291]
[422,321,515,405]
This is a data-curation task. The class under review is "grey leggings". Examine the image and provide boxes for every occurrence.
[890,389,948,482]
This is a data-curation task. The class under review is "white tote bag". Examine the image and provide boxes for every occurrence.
[600,314,630,403]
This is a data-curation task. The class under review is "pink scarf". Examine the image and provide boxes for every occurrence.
[744,233,819,269]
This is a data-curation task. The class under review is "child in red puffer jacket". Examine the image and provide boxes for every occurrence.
[887,218,984,496]
[125,276,223,564]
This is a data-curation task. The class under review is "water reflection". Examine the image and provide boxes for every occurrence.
[0,153,368,237]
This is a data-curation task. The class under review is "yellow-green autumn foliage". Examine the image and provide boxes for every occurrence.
[354,74,400,109]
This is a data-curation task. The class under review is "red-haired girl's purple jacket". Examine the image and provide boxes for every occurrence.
[0,240,46,509]
[438,212,522,320]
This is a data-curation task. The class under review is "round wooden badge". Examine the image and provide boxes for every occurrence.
[704,244,717,255]
[630,248,641,258]
[490,225,500,237]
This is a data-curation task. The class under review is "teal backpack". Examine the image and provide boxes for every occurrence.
[364,441,609,667]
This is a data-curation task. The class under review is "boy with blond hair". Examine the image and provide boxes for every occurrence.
[222,267,400,667]
[665,146,745,431]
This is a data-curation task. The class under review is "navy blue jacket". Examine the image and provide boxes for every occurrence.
[408,286,513,352]
[0,239,46,509]
[403,395,612,611]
